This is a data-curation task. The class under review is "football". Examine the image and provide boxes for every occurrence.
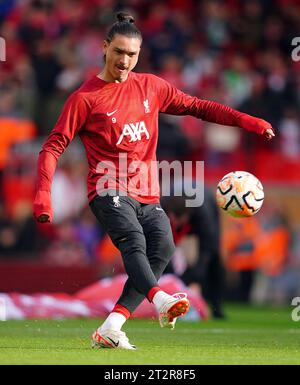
[216,171,264,218]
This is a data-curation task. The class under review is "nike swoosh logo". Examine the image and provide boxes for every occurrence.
[107,337,119,347]
[156,207,163,211]
[106,109,118,117]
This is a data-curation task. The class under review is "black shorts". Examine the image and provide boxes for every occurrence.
[89,193,175,309]
[89,194,173,249]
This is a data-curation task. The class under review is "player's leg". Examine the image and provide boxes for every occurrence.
[141,203,190,327]
[116,203,190,328]
[90,195,159,296]
[89,195,175,348]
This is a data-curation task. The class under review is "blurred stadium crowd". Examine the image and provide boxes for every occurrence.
[0,0,300,304]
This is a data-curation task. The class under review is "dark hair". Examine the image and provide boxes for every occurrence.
[106,12,142,43]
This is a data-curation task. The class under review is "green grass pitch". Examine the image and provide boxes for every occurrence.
[0,304,299,365]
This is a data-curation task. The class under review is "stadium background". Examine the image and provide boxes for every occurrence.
[0,0,300,311]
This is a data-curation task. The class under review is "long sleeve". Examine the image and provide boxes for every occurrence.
[36,92,90,191]
[35,150,57,192]
[34,92,90,221]
[155,75,272,135]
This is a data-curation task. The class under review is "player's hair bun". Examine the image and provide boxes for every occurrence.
[106,12,141,42]
[117,12,135,24]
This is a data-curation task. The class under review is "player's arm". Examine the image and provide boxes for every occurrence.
[155,76,275,140]
[33,93,89,223]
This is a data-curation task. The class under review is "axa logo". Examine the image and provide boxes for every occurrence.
[116,121,150,145]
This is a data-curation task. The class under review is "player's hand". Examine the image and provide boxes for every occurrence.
[33,190,53,223]
[238,114,275,140]
[264,127,275,140]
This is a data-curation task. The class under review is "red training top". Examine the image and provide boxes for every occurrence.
[36,72,266,204]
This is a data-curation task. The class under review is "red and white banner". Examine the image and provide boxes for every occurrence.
[0,274,209,321]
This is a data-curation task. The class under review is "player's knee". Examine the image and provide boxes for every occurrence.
[168,240,176,260]
[117,232,147,256]
[152,239,175,279]
[161,236,176,263]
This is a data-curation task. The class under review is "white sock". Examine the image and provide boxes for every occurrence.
[152,290,172,311]
[99,312,127,333]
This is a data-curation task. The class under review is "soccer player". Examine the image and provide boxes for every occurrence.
[33,12,275,350]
